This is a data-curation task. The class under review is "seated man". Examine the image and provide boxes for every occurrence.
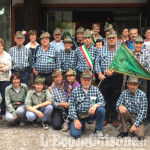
[116,76,148,139]
[50,70,70,131]
[69,69,106,139]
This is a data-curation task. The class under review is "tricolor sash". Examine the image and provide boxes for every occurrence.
[80,45,94,72]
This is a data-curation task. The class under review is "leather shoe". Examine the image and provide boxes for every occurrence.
[103,120,108,126]
[117,132,128,138]
[112,120,119,127]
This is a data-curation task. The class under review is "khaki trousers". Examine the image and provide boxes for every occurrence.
[119,110,145,138]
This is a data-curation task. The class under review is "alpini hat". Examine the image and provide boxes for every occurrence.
[40,32,50,39]
[83,29,92,38]
[80,69,93,79]
[53,28,62,35]
[76,27,85,33]
[104,24,114,32]
[126,75,139,84]
[52,70,62,77]
[106,29,117,38]
[134,35,144,43]
[63,35,72,43]
[15,31,25,39]
[66,69,76,76]
[34,77,45,84]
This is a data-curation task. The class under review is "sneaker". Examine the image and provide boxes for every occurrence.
[1,115,6,122]
[62,122,69,132]
[33,120,38,127]
[20,120,25,127]
[41,121,49,130]
[95,131,105,140]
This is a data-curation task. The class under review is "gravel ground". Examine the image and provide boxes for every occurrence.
[0,120,150,150]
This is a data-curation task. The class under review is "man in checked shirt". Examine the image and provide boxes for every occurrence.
[116,76,147,139]
[57,35,75,75]
[69,69,106,139]
[95,30,123,127]
[33,32,58,86]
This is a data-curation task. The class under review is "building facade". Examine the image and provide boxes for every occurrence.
[1,0,150,48]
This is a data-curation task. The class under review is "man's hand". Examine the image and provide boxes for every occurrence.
[129,125,137,133]
[119,105,127,113]
[33,68,38,76]
[14,115,18,120]
[88,105,97,115]
[64,102,70,109]
[104,69,113,76]
[98,72,106,81]
[74,119,82,130]
[37,111,44,119]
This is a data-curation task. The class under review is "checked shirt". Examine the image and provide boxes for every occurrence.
[8,46,32,70]
[116,89,148,127]
[95,42,120,73]
[33,45,58,73]
[57,49,75,73]
[69,85,105,120]
[50,84,68,108]
[133,49,150,72]
[74,45,98,72]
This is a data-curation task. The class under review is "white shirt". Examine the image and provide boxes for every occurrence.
[0,50,11,81]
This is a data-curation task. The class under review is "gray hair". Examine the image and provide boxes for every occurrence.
[129,28,138,34]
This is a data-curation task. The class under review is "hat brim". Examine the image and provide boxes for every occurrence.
[81,75,93,79]
[126,81,139,84]
[66,73,75,76]
[63,41,73,43]
[107,35,117,38]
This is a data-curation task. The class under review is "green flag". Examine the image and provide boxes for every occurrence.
[109,43,150,80]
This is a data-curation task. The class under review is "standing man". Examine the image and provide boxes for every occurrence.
[9,31,32,85]
[116,76,147,139]
[74,29,98,82]
[126,28,138,50]
[72,27,84,50]
[91,24,103,46]
[132,35,150,125]
[57,35,75,74]
[132,35,150,93]
[50,28,65,52]
[33,32,58,86]
[69,69,106,139]
[95,30,123,127]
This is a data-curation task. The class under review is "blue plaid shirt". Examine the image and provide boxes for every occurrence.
[57,49,75,72]
[95,42,121,73]
[74,45,98,72]
[8,46,32,70]
[69,85,105,119]
[116,89,148,127]
[33,45,58,73]
[50,84,68,107]
[133,49,150,72]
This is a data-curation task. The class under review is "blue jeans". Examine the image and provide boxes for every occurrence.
[26,105,53,122]
[20,71,30,85]
[70,106,106,138]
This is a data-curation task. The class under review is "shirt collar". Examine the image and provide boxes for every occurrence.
[128,89,138,95]
[32,89,46,94]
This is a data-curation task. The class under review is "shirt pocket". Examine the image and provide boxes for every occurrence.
[47,55,56,64]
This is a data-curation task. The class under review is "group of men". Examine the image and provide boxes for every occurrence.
[2,23,150,140]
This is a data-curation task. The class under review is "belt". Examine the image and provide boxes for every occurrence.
[38,72,52,76]
[12,67,30,73]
